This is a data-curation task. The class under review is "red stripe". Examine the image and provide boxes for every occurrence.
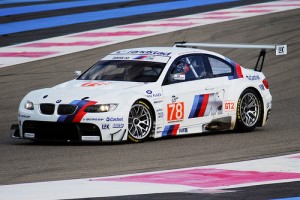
[164,18,197,21]
[235,64,243,78]
[199,94,209,117]
[204,10,273,15]
[72,101,97,123]
[201,16,237,19]
[98,168,300,188]
[171,124,180,136]
[203,11,233,15]
[0,52,58,58]
[70,31,153,37]
[246,4,300,8]
[121,23,195,28]
[18,41,109,47]
[242,9,274,13]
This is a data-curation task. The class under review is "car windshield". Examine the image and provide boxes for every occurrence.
[78,60,166,82]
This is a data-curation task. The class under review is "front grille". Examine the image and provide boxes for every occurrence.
[40,104,55,115]
[23,121,101,142]
[58,104,77,115]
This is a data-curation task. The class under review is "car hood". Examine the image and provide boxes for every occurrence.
[37,80,147,104]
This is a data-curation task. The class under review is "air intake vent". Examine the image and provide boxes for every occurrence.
[40,104,55,115]
[58,104,77,115]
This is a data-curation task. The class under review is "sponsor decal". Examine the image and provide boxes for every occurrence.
[173,74,185,80]
[146,92,162,98]
[167,102,184,122]
[172,95,178,103]
[56,99,62,103]
[179,128,188,133]
[246,75,260,80]
[134,55,155,60]
[162,124,180,137]
[189,91,223,118]
[259,84,265,90]
[82,118,104,121]
[112,56,130,60]
[276,45,287,55]
[102,124,110,129]
[128,50,171,56]
[81,82,111,87]
[57,100,97,123]
[106,117,124,122]
[113,124,124,128]
[18,114,30,118]
[224,101,235,112]
[146,90,152,94]
[158,112,164,119]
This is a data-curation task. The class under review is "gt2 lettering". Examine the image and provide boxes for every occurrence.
[167,102,184,121]
[224,101,235,111]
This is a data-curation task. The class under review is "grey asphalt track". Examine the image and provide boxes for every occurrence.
[0,8,299,193]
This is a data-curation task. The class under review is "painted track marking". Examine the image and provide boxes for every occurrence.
[0,153,299,199]
[0,0,300,68]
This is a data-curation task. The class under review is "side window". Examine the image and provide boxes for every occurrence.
[208,56,233,76]
[166,54,206,84]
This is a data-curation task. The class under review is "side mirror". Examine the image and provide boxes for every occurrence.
[74,71,81,77]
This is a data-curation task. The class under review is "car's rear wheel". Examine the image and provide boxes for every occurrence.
[128,101,153,142]
[236,89,262,131]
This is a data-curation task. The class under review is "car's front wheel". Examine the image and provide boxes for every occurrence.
[236,89,262,131]
[128,101,153,142]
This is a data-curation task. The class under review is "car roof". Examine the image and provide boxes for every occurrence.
[109,47,221,58]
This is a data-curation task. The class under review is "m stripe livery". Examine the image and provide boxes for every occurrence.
[57,100,96,123]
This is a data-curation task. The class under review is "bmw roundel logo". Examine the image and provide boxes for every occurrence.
[56,99,62,103]
[146,90,152,94]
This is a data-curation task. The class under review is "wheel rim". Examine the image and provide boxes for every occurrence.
[128,104,152,140]
[240,93,260,127]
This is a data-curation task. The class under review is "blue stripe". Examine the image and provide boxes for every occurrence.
[272,198,300,200]
[189,95,204,118]
[0,0,49,4]
[0,0,132,17]
[162,125,170,137]
[0,0,236,35]
[189,95,200,118]
[57,100,83,123]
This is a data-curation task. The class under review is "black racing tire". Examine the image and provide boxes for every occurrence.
[236,88,262,132]
[127,100,153,143]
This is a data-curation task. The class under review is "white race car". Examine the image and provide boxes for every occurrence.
[11,42,287,143]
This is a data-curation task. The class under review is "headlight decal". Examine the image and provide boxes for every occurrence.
[57,100,97,123]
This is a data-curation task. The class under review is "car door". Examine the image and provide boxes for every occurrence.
[161,54,229,136]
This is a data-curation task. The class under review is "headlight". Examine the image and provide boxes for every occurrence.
[84,104,118,113]
[24,101,34,110]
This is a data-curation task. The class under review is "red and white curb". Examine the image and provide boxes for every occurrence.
[0,153,300,200]
[0,0,299,68]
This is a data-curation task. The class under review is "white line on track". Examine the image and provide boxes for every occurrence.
[0,153,299,199]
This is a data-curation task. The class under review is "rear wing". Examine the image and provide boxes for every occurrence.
[174,42,287,72]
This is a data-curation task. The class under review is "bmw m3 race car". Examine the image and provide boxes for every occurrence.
[11,42,287,143]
